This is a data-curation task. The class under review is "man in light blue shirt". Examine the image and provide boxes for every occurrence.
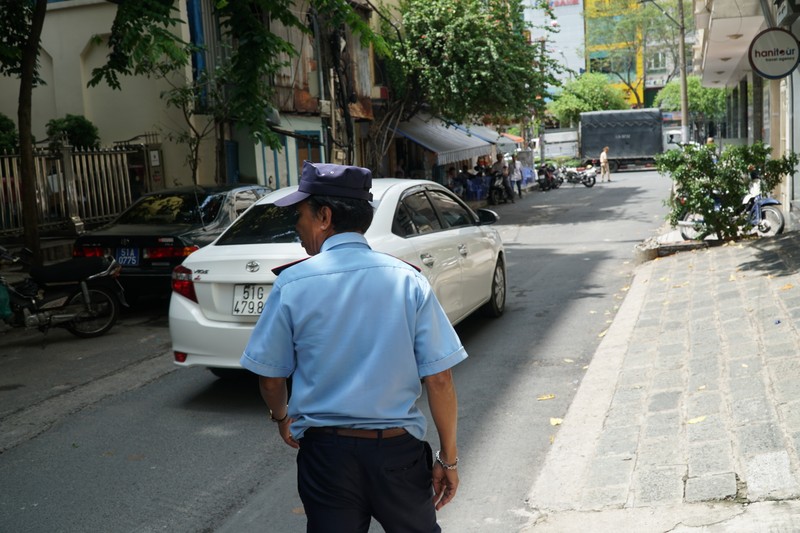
[241,161,466,532]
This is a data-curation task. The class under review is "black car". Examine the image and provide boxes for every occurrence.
[72,184,270,295]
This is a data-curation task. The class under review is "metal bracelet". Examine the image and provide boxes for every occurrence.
[435,449,458,470]
[270,410,288,423]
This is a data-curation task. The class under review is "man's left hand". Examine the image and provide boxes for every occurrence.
[432,464,459,510]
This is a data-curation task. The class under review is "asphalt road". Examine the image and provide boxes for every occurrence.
[0,170,673,532]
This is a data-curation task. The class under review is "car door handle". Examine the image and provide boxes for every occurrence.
[458,244,468,256]
[420,253,435,267]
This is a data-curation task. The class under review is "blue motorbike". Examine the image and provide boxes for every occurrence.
[677,173,784,241]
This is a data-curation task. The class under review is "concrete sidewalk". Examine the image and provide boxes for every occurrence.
[524,232,800,531]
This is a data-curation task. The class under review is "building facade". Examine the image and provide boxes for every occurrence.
[693,0,800,227]
[525,0,586,83]
[584,0,646,106]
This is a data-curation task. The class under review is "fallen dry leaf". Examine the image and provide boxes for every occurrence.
[781,283,794,291]
[564,358,574,363]
[687,416,706,425]
[550,418,563,426]
[729,274,737,282]
[598,329,608,338]
[537,394,556,401]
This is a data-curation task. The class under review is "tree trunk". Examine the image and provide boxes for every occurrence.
[364,100,406,176]
[18,0,48,267]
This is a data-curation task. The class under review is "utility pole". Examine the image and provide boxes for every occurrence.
[643,0,690,143]
[677,0,689,143]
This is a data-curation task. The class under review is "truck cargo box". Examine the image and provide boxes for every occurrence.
[579,108,663,168]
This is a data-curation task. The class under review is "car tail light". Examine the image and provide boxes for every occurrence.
[172,265,197,303]
[144,245,199,259]
[174,351,188,363]
[73,246,107,258]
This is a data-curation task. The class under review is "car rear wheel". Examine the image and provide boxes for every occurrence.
[482,258,506,318]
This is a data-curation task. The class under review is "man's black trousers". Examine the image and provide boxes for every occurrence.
[297,430,440,533]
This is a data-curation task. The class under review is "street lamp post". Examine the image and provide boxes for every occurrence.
[644,0,689,143]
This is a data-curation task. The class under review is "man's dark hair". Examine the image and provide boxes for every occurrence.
[307,195,374,233]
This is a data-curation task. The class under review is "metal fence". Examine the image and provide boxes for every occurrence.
[0,143,135,237]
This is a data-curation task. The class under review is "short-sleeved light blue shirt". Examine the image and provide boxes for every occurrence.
[241,232,467,440]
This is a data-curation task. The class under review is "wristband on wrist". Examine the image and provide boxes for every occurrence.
[270,410,288,423]
[435,450,458,470]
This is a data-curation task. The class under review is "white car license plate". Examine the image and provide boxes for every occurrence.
[116,247,139,266]
[233,284,268,316]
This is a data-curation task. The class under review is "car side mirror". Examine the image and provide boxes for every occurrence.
[476,208,499,225]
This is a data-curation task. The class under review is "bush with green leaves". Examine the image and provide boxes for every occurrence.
[0,112,17,152]
[46,114,100,149]
[656,141,798,241]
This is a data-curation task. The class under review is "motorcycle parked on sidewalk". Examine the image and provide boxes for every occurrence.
[537,163,561,191]
[677,172,785,241]
[488,171,513,205]
[559,165,597,188]
[0,245,127,338]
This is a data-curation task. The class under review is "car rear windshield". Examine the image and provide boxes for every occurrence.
[215,204,299,245]
[117,192,224,225]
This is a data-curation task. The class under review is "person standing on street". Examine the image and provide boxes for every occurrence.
[241,161,465,533]
[491,152,505,175]
[599,146,611,182]
[509,154,523,198]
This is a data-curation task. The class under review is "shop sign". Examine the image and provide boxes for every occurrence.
[748,27,800,79]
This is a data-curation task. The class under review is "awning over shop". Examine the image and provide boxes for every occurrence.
[393,115,493,166]
[501,132,524,143]
[455,124,518,154]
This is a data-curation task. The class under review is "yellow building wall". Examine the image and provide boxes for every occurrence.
[584,0,645,106]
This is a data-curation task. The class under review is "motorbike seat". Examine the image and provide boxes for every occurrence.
[30,257,113,284]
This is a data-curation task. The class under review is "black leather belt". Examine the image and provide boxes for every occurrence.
[306,427,408,439]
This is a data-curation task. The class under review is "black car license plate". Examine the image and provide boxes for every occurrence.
[116,247,140,266]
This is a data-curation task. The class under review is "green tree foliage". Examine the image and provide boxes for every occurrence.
[89,0,187,90]
[0,113,18,153]
[0,1,43,83]
[585,0,646,105]
[586,0,691,105]
[547,72,629,126]
[394,0,563,124]
[0,0,47,265]
[46,114,100,149]
[655,75,725,120]
[657,142,797,241]
[91,0,381,152]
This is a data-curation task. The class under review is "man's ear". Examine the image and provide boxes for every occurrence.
[318,205,333,230]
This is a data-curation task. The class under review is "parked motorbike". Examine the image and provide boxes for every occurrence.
[0,245,127,338]
[677,172,784,241]
[488,171,513,205]
[559,165,597,188]
[537,163,561,191]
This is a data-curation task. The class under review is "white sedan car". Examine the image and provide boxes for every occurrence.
[169,178,506,377]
